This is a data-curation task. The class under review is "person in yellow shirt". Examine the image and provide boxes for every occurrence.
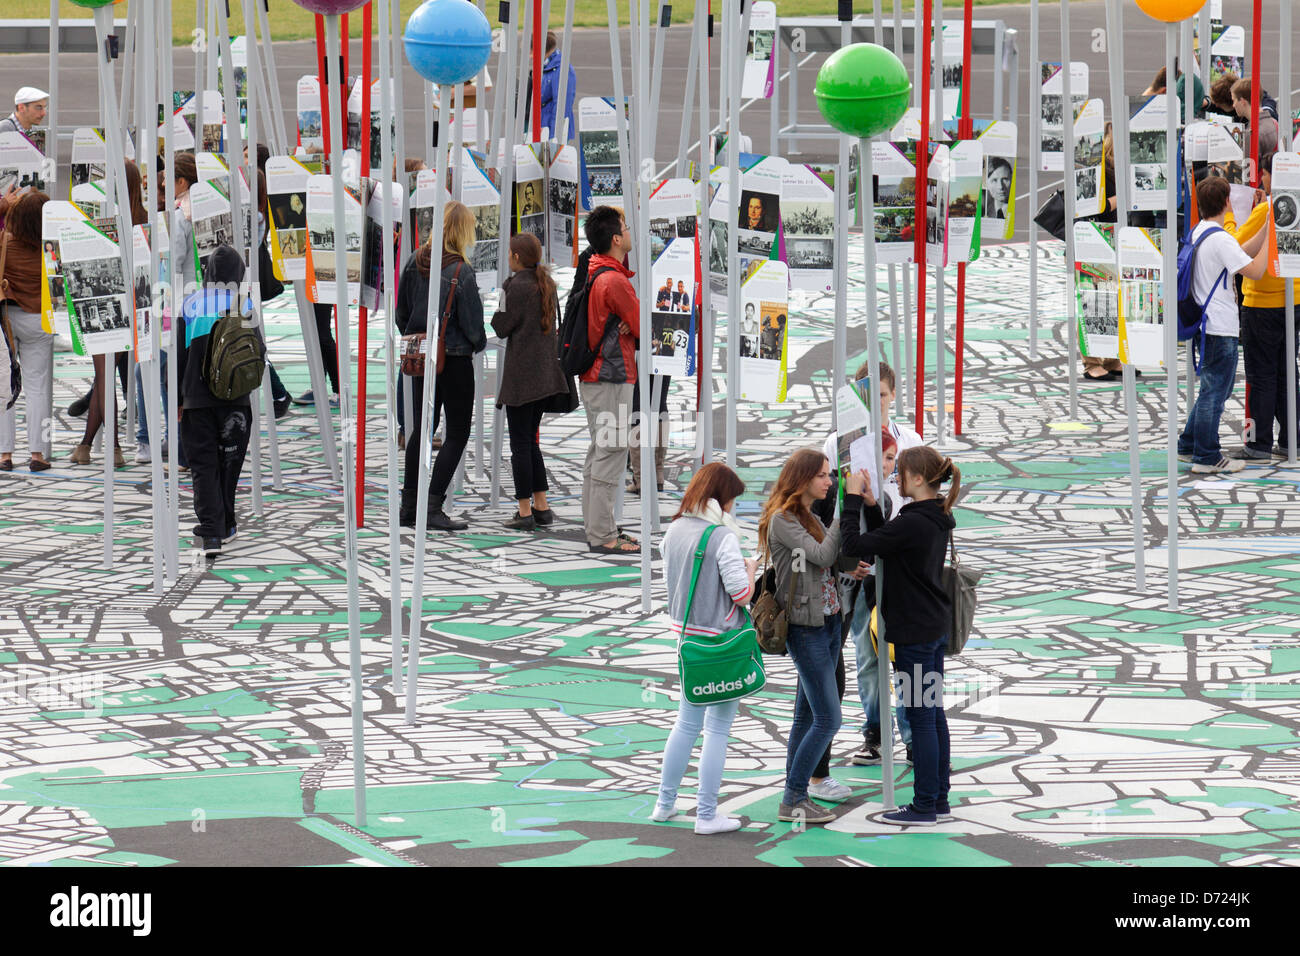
[1223,152,1300,459]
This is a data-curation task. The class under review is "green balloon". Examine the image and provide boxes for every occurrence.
[814,43,912,138]
[67,0,118,7]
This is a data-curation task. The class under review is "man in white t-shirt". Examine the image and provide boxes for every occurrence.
[1177,176,1271,474]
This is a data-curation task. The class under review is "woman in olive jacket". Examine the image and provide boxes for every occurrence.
[491,233,569,530]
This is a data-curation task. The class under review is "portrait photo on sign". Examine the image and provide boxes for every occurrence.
[1077,268,1118,337]
[269,191,307,230]
[983,156,1012,219]
[1075,166,1099,203]
[1273,190,1300,231]
[517,179,544,217]
[738,190,779,232]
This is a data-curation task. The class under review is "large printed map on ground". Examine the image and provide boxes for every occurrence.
[1,241,1298,867]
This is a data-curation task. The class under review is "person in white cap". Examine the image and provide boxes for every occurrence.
[0,88,49,138]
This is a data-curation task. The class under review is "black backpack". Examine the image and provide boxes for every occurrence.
[557,257,616,377]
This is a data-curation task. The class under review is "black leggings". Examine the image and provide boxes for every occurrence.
[505,399,549,502]
[312,302,340,394]
[402,354,474,497]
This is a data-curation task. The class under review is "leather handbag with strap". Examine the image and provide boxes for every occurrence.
[941,531,982,657]
[677,524,766,706]
[751,559,798,655]
[400,260,463,377]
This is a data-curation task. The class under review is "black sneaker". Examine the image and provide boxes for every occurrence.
[67,394,91,417]
[532,507,555,526]
[1274,445,1294,459]
[504,512,536,531]
[273,395,291,419]
[201,537,222,558]
[851,743,882,765]
[292,390,315,406]
[903,746,913,765]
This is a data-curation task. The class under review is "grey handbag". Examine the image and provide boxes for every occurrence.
[942,533,981,657]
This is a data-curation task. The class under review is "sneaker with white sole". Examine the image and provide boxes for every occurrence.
[136,442,151,465]
[777,799,836,824]
[807,778,852,802]
[852,740,882,765]
[1177,452,1193,463]
[881,804,937,827]
[694,815,743,835]
[1190,457,1245,474]
[650,804,675,823]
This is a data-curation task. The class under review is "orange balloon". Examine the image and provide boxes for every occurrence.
[1133,0,1208,22]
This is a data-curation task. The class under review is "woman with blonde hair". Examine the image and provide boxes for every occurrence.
[841,445,960,826]
[757,446,850,826]
[395,200,485,530]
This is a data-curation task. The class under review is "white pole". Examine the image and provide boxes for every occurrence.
[637,0,654,615]
[1028,0,1040,358]
[1163,24,1179,610]
[556,0,577,143]
[832,13,849,440]
[1280,0,1296,467]
[1060,0,1078,420]
[1104,0,1145,593]
[141,0,166,593]
[696,0,713,461]
[162,0,181,580]
[381,0,403,698]
[724,0,740,470]
[92,6,133,572]
[324,18,368,826]
[405,91,453,725]
[256,0,290,152]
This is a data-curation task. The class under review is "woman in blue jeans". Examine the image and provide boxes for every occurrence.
[758,447,849,825]
[654,463,757,834]
[842,446,960,826]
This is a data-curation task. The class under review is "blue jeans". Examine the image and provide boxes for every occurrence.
[848,588,912,746]
[134,351,168,445]
[1178,334,1238,465]
[783,617,843,805]
[656,696,740,821]
[893,638,949,813]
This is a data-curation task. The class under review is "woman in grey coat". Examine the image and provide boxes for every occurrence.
[490,233,568,530]
[757,446,850,826]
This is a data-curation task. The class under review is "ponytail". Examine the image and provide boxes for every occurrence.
[896,446,961,513]
[509,232,557,333]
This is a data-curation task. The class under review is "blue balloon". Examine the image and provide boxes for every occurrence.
[404,0,493,86]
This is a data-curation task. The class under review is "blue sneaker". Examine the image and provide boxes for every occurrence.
[882,804,937,827]
[935,800,954,822]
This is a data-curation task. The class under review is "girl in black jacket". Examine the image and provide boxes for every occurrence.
[841,446,959,828]
[395,200,486,530]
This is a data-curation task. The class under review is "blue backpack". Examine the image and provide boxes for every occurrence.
[1175,225,1229,373]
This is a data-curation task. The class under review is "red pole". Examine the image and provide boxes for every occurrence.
[914,0,933,437]
[531,0,543,141]
[1249,0,1261,187]
[355,2,373,528]
[315,15,329,156]
[954,0,973,437]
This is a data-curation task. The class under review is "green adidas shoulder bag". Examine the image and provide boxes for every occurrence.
[677,524,766,706]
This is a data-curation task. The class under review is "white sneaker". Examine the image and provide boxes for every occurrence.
[650,804,675,822]
[136,442,151,465]
[1190,457,1245,474]
[694,814,742,835]
[807,778,852,802]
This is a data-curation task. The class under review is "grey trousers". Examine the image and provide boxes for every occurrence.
[580,379,633,545]
[0,306,53,459]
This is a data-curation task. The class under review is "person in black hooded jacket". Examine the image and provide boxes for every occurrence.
[840,446,960,828]
[177,244,261,558]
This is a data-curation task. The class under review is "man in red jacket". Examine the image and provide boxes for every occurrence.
[580,206,641,553]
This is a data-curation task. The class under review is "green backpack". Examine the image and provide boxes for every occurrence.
[203,307,267,402]
[677,525,766,706]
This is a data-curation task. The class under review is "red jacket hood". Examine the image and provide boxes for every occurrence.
[589,251,634,279]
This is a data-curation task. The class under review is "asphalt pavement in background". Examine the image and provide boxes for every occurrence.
[3,0,1296,243]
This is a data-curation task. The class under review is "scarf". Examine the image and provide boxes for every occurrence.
[682,499,746,549]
